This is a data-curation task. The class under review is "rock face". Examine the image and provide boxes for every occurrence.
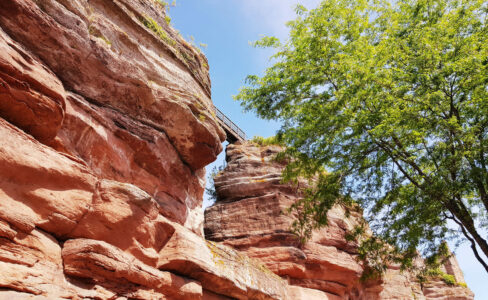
[0,0,475,299]
[0,26,66,144]
[0,0,226,235]
[0,1,284,299]
[204,143,475,300]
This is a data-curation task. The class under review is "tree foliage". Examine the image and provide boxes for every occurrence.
[205,164,226,204]
[236,0,488,272]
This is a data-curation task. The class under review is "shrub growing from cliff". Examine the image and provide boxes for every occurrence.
[205,164,226,203]
[250,135,284,147]
[413,241,468,287]
[140,15,176,46]
[236,0,488,273]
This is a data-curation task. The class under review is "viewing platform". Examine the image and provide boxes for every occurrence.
[213,106,246,143]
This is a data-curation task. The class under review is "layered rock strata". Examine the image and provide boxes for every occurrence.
[0,1,290,299]
[0,0,227,235]
[205,142,475,300]
[0,0,476,299]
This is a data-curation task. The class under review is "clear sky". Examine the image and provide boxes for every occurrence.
[169,1,487,298]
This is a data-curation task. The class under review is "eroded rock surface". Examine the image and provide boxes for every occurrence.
[0,0,476,299]
[205,143,475,300]
[0,114,287,299]
[0,0,225,170]
[0,27,65,143]
[56,93,205,231]
[0,0,224,234]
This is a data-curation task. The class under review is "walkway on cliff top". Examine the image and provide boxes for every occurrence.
[213,106,246,143]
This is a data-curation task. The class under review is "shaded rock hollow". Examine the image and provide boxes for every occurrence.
[0,0,475,299]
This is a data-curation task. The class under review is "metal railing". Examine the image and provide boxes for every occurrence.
[213,106,246,141]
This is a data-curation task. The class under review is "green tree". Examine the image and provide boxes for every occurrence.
[205,164,226,203]
[236,0,488,272]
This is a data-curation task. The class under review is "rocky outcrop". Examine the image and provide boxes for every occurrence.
[205,143,475,300]
[0,112,287,299]
[0,0,225,170]
[0,0,286,299]
[0,0,226,234]
[0,0,475,299]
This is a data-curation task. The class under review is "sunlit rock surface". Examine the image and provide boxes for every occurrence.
[0,0,475,299]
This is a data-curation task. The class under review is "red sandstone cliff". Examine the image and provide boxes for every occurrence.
[0,1,288,299]
[0,0,475,299]
[204,143,475,300]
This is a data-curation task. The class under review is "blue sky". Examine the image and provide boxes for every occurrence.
[169,1,487,298]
